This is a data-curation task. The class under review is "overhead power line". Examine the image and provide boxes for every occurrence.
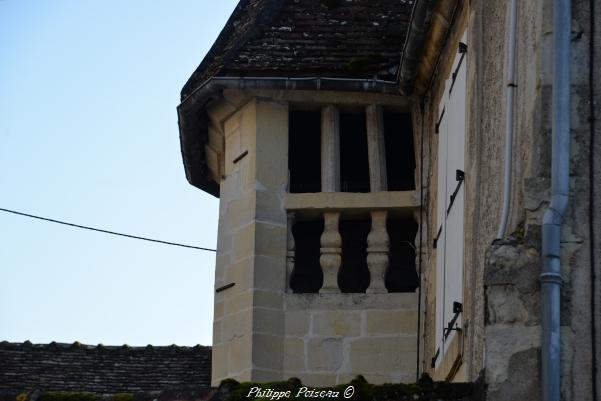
[0,207,216,252]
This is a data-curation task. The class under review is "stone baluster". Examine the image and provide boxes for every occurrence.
[367,210,389,293]
[286,213,296,292]
[319,212,342,293]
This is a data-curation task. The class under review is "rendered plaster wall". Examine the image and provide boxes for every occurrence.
[210,98,289,386]
[281,293,418,386]
[416,0,600,398]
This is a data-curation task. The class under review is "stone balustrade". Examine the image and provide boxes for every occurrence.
[284,191,420,294]
[281,191,420,385]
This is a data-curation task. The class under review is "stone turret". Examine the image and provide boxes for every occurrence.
[201,90,419,386]
[177,0,421,388]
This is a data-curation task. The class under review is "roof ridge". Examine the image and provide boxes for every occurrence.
[0,341,211,351]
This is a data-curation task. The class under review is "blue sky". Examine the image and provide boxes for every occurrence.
[0,1,237,346]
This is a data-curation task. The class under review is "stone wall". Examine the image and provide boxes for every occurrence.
[0,342,211,393]
[282,293,418,386]
[416,0,601,398]
[209,96,290,386]
[480,0,601,399]
[483,238,542,401]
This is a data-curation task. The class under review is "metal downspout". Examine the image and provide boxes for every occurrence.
[541,0,571,399]
[496,0,519,239]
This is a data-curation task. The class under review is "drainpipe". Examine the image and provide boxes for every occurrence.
[496,0,518,239]
[541,0,571,400]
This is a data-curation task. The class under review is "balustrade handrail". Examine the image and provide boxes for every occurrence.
[283,191,420,216]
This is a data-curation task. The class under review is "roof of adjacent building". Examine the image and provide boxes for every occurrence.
[0,341,211,393]
[181,0,414,100]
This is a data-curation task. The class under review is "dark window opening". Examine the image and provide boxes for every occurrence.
[340,113,370,192]
[386,217,419,292]
[338,218,371,293]
[288,111,321,193]
[384,113,416,191]
[290,219,323,293]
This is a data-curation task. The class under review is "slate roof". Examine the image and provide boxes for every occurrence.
[181,0,414,100]
[0,341,211,393]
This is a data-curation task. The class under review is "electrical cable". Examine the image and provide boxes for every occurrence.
[0,207,216,252]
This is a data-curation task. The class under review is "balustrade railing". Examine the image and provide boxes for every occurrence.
[286,207,417,294]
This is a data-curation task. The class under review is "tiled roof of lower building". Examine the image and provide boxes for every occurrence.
[0,341,211,393]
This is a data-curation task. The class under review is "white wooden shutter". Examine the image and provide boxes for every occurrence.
[434,36,467,367]
[435,101,448,364]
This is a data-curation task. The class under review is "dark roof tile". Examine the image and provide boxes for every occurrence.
[181,0,413,99]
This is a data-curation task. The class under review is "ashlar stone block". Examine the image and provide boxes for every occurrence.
[256,190,286,225]
[255,222,287,258]
[211,343,228,386]
[349,337,415,372]
[213,320,222,344]
[224,258,253,293]
[312,311,360,337]
[223,196,256,230]
[224,289,253,317]
[252,333,284,371]
[253,307,284,336]
[284,338,306,372]
[228,336,252,375]
[222,310,252,342]
[254,290,283,309]
[285,311,310,337]
[366,310,418,335]
[307,337,343,371]
[214,301,224,320]
[254,255,286,291]
[232,223,255,261]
